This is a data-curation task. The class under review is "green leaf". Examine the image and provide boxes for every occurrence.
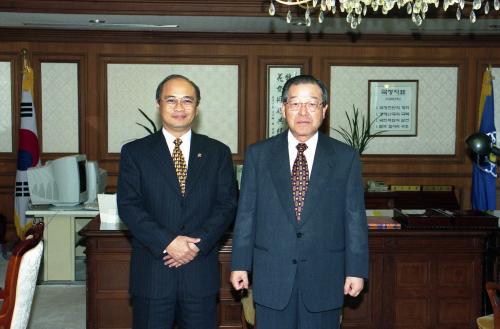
[136,108,157,135]
[136,122,155,135]
[331,104,387,154]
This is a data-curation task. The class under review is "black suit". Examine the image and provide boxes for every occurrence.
[117,130,237,328]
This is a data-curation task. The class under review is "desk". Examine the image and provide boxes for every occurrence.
[81,217,241,329]
[81,217,496,329]
[26,207,98,281]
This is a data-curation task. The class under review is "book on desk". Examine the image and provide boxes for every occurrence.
[367,216,401,230]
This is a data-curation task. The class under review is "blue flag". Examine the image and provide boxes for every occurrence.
[472,67,496,211]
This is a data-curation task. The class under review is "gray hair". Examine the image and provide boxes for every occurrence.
[281,75,328,105]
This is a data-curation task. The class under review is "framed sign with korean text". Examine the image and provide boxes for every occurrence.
[267,65,302,137]
[368,80,418,136]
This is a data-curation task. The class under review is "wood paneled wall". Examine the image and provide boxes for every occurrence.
[1,28,499,240]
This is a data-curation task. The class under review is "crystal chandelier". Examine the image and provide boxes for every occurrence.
[268,0,500,29]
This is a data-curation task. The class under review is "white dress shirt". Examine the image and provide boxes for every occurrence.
[162,128,192,169]
[287,130,318,178]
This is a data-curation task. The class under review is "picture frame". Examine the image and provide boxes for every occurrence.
[267,65,303,137]
[368,80,418,136]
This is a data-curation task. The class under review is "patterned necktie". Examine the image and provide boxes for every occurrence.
[291,143,309,221]
[172,138,187,196]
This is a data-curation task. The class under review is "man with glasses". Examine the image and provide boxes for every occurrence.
[230,75,368,329]
[118,74,237,329]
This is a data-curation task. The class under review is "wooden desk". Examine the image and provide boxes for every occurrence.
[343,229,495,329]
[81,217,495,329]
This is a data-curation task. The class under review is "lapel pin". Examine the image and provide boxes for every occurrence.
[197,153,202,158]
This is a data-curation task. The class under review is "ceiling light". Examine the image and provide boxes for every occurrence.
[89,19,105,24]
[268,0,500,29]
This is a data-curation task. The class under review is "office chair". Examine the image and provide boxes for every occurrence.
[477,282,500,329]
[0,222,44,329]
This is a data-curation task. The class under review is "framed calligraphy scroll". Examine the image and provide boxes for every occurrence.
[267,65,303,137]
[368,80,418,136]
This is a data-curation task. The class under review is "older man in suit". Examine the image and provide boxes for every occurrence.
[117,74,237,329]
[230,75,369,329]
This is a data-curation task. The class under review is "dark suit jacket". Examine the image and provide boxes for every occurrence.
[117,131,237,299]
[231,131,368,312]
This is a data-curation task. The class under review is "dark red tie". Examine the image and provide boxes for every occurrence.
[292,143,309,221]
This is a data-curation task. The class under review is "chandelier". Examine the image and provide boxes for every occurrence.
[268,0,500,29]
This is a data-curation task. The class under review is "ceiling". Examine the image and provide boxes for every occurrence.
[1,7,500,36]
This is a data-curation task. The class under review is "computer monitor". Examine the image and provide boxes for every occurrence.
[85,161,107,204]
[27,154,88,207]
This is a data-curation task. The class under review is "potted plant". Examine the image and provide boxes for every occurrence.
[332,104,385,154]
[136,108,158,135]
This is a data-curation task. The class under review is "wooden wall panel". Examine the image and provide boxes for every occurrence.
[0,28,499,239]
[0,182,16,242]
[97,55,246,162]
[0,0,266,16]
[34,53,88,155]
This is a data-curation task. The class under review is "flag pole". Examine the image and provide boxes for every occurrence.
[14,48,40,238]
[20,48,28,71]
[472,65,497,211]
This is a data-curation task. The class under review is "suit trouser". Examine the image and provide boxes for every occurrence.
[131,273,217,329]
[255,278,341,329]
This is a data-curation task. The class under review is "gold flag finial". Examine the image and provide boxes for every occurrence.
[20,49,34,92]
[20,48,29,71]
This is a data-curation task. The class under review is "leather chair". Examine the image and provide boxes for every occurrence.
[478,282,500,329]
[0,222,44,329]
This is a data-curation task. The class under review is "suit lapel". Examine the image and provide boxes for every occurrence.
[300,133,336,225]
[270,132,298,227]
[149,131,183,197]
[185,132,208,196]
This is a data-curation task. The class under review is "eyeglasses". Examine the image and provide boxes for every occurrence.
[285,100,323,112]
[160,96,196,110]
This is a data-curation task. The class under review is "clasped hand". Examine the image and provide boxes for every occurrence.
[163,236,200,268]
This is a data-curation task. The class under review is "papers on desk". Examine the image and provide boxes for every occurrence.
[493,211,500,227]
[97,194,121,224]
[366,209,401,230]
[367,217,401,230]
[366,209,394,217]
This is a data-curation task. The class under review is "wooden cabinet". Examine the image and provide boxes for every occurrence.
[343,231,492,329]
[81,218,495,329]
[83,220,133,329]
